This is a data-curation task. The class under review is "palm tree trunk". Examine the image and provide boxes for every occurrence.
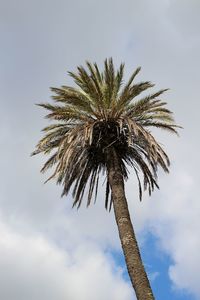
[106,149,155,300]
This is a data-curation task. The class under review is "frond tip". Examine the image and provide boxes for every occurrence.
[32,58,180,209]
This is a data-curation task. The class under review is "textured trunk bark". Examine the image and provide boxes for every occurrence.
[106,149,155,300]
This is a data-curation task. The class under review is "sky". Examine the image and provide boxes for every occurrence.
[0,0,200,299]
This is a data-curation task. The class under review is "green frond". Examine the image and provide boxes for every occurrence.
[68,66,107,118]
[77,65,102,101]
[51,87,97,117]
[39,104,93,122]
[41,124,69,132]
[85,61,103,95]
[114,63,124,94]
[93,63,103,82]
[147,107,173,114]
[126,89,169,117]
[145,113,175,123]
[116,81,155,116]
[103,58,115,108]
[121,66,141,95]
[142,121,179,134]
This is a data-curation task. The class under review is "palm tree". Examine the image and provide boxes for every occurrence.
[32,58,179,300]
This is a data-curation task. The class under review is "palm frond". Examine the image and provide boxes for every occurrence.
[32,59,180,209]
[116,81,155,116]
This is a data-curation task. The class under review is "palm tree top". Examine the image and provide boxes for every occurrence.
[32,58,179,210]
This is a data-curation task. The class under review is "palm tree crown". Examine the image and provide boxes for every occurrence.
[32,58,178,209]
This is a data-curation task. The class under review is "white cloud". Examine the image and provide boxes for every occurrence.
[0,220,134,300]
[126,167,200,298]
[155,171,200,298]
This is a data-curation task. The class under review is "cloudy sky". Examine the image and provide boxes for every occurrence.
[1,0,200,299]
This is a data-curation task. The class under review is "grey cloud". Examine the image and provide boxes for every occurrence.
[1,0,200,298]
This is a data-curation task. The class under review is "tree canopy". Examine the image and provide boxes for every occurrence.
[32,58,179,210]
